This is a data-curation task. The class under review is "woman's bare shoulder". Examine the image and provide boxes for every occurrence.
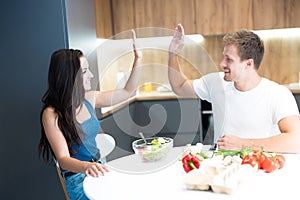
[42,106,57,120]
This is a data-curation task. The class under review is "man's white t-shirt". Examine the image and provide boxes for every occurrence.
[193,72,299,142]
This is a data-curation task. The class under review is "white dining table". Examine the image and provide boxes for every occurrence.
[83,146,300,200]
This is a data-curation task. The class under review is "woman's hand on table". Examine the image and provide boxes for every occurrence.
[84,162,110,177]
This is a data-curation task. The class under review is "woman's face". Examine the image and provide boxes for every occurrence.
[80,56,94,91]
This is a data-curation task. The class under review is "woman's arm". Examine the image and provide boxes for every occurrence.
[95,29,142,108]
[42,107,109,177]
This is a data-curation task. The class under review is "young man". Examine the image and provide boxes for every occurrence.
[168,24,300,153]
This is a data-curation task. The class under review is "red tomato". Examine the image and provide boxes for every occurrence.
[262,156,279,173]
[242,155,258,168]
[275,155,285,169]
[257,153,267,169]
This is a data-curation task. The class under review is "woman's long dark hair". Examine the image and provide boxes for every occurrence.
[38,49,85,162]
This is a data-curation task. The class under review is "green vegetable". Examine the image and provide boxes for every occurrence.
[196,152,209,160]
[151,138,161,146]
[151,137,167,146]
[240,147,253,158]
[213,147,253,159]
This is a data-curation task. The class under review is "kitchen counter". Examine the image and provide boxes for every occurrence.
[100,90,185,118]
[286,83,300,94]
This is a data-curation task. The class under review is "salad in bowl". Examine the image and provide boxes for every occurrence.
[132,137,173,161]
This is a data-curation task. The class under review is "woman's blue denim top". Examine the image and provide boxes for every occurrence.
[72,99,101,161]
[61,99,101,173]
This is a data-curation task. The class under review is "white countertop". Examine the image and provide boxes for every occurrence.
[287,83,300,93]
[83,146,300,200]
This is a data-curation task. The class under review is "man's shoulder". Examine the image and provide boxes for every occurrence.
[193,72,225,89]
[262,78,292,95]
[262,78,286,88]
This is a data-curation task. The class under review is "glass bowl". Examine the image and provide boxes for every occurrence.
[132,137,173,161]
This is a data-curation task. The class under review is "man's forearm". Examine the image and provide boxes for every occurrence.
[168,53,196,97]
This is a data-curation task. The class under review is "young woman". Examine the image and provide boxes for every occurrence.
[39,30,142,199]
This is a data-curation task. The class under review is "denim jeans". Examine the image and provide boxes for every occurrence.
[64,173,89,200]
[63,158,105,199]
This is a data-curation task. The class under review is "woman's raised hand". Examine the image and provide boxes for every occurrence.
[131,29,142,59]
[168,23,185,54]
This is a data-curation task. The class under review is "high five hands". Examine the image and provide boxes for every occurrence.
[169,23,185,54]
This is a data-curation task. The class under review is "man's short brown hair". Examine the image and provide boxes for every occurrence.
[223,30,264,69]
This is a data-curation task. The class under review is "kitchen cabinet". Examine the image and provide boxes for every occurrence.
[132,99,202,144]
[100,98,204,160]
[94,0,300,38]
[94,0,113,38]
[201,100,214,144]
[294,93,300,112]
